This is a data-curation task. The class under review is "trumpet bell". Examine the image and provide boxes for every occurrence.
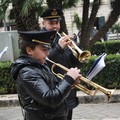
[79,50,91,62]
[57,32,91,62]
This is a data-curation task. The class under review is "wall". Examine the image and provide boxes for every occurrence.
[0,31,19,62]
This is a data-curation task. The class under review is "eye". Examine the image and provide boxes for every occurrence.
[42,48,48,52]
[55,21,59,24]
[49,22,54,25]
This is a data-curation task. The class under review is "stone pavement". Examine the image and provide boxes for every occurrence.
[0,89,120,107]
[77,89,120,104]
[0,89,120,120]
[0,103,120,120]
[73,103,120,120]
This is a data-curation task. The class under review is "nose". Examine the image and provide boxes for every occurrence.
[53,24,58,29]
[45,50,49,56]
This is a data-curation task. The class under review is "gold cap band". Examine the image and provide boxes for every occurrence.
[32,39,50,45]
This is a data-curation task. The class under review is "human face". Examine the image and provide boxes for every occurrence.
[42,20,60,31]
[26,45,48,64]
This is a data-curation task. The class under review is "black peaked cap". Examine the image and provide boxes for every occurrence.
[18,30,56,47]
[41,8,63,21]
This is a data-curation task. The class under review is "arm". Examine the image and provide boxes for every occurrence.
[48,35,71,61]
[18,66,79,108]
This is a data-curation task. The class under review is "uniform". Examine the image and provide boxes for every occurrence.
[10,30,77,120]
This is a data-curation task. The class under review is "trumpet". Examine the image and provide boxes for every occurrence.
[57,32,91,62]
[46,57,115,98]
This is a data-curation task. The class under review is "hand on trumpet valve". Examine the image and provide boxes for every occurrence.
[58,35,72,49]
[66,67,81,81]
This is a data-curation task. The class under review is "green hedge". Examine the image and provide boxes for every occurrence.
[0,62,16,94]
[0,54,120,94]
[91,40,120,55]
[80,54,120,89]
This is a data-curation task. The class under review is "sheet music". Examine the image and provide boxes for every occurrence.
[86,53,107,80]
[0,46,8,59]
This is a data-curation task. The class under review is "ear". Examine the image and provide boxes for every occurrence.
[42,20,45,27]
[26,47,33,56]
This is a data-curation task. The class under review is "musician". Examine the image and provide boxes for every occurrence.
[40,8,82,120]
[10,30,81,120]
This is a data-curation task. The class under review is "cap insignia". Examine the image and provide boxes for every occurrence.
[51,9,57,16]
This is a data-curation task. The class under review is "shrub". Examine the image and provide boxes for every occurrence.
[80,54,120,89]
[0,62,16,94]
[0,54,120,94]
[91,40,120,55]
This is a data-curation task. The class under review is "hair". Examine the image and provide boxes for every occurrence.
[19,39,39,55]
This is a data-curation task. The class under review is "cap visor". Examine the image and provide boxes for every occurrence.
[42,44,51,49]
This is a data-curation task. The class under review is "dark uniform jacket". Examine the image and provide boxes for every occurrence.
[41,28,82,110]
[10,55,75,120]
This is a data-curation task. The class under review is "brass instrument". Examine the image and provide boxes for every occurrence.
[46,57,115,98]
[57,32,91,62]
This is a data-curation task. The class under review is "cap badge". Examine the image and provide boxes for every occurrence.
[51,9,57,16]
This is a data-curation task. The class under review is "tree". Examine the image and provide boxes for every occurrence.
[79,0,120,49]
[73,13,82,31]
[80,0,101,49]
[0,0,44,31]
[0,0,80,32]
[12,0,42,31]
[89,0,120,49]
[0,0,11,30]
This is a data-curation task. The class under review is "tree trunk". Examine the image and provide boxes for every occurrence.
[13,1,40,31]
[80,0,89,49]
[85,0,101,49]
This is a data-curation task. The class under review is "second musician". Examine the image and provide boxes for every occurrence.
[40,8,82,120]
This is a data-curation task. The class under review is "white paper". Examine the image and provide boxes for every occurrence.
[0,46,8,59]
[86,53,107,80]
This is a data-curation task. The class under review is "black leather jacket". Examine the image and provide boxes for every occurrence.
[10,55,75,120]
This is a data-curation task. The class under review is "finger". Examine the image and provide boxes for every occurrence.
[63,36,70,40]
[76,77,80,82]
[66,41,72,45]
[75,67,78,69]
[77,69,80,73]
[67,41,72,44]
